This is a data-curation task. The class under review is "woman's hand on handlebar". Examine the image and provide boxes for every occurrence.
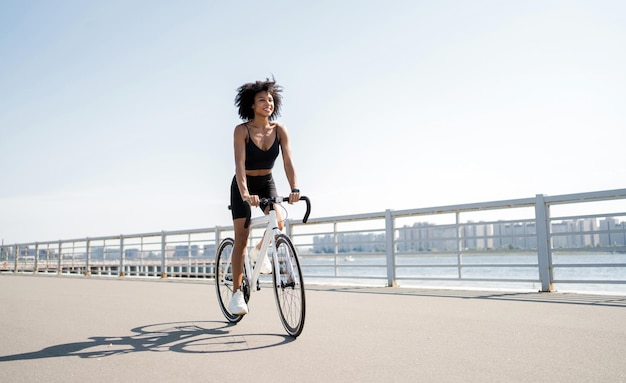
[288,189,300,204]
[243,193,260,207]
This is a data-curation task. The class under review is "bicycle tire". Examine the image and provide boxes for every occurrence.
[272,234,306,337]
[215,238,249,323]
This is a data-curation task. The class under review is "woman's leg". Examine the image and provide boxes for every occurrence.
[276,205,285,231]
[232,217,248,292]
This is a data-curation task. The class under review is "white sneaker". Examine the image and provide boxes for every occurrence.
[249,246,260,262]
[228,290,248,316]
[250,246,272,274]
[260,255,273,274]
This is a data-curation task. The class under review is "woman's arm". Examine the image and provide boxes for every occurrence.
[277,123,299,203]
[234,124,253,204]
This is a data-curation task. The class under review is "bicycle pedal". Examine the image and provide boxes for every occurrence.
[256,280,261,291]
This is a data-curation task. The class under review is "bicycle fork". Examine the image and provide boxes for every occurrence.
[274,238,297,289]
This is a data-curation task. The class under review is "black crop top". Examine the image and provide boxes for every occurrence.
[245,125,280,170]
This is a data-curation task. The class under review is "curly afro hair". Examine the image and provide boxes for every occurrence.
[234,78,283,121]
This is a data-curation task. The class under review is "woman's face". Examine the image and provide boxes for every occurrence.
[252,91,274,118]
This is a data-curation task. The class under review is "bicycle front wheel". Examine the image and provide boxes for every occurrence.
[272,234,306,337]
[215,238,248,323]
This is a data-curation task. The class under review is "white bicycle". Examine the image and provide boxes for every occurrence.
[215,196,311,337]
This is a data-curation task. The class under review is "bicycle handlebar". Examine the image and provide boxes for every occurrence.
[243,196,311,229]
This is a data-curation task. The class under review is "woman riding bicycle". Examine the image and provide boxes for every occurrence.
[228,78,300,315]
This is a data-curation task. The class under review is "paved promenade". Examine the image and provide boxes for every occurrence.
[1,274,625,383]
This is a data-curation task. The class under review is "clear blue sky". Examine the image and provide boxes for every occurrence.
[1,0,625,244]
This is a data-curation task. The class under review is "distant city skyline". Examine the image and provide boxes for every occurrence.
[313,217,626,254]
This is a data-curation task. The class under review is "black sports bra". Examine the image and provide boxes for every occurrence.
[245,125,280,170]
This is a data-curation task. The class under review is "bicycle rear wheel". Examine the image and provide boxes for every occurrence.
[272,234,306,337]
[215,238,249,323]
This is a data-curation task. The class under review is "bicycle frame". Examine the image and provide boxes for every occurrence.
[243,210,281,292]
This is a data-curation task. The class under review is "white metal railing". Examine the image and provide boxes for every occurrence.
[2,188,625,294]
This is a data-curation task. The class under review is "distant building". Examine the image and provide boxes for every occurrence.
[312,217,624,254]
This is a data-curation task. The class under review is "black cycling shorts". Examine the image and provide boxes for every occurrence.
[230,174,278,220]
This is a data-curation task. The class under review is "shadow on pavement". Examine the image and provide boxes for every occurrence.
[0,321,294,362]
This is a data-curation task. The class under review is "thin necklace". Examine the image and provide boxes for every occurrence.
[247,123,273,135]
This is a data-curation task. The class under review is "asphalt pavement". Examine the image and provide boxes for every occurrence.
[1,273,625,383]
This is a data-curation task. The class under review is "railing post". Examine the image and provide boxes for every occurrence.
[0,246,6,271]
[333,222,338,254]
[85,238,91,276]
[284,219,292,238]
[71,241,75,271]
[13,244,18,272]
[119,235,125,277]
[333,222,339,276]
[213,225,222,259]
[535,194,553,292]
[57,242,62,275]
[215,226,221,249]
[385,209,397,287]
[214,226,221,279]
[160,231,167,279]
[186,233,191,278]
[456,211,463,279]
[34,242,39,273]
